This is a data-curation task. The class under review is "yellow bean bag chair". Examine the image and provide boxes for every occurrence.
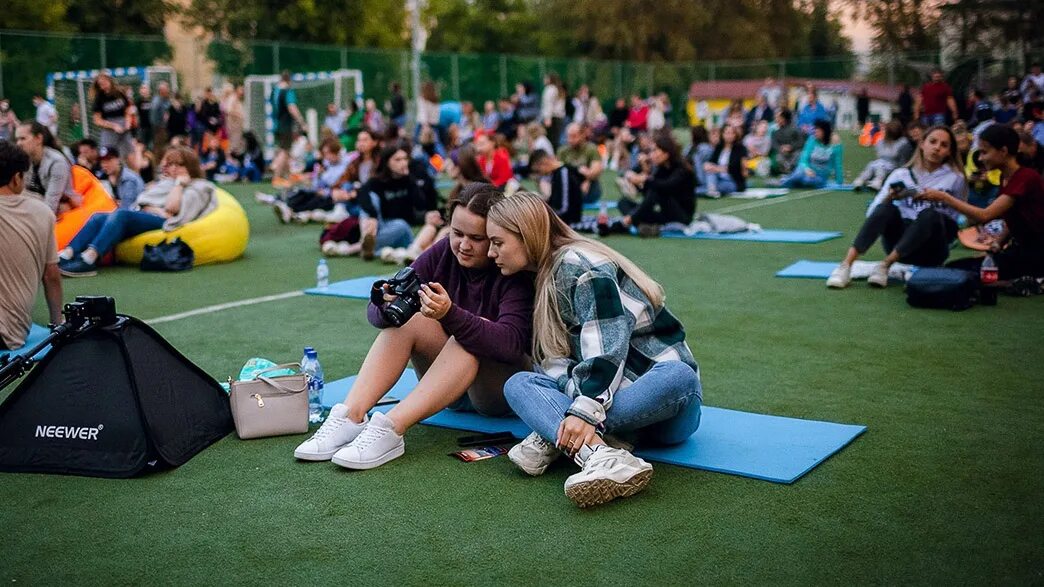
[115,189,249,266]
[56,166,118,250]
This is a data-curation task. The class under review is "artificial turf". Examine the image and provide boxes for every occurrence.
[2,138,1043,584]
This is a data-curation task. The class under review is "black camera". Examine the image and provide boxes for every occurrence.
[889,181,918,200]
[381,267,424,326]
[63,296,118,329]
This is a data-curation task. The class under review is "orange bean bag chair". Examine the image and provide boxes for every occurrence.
[55,166,117,249]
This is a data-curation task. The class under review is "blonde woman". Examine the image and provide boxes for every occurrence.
[485,192,702,508]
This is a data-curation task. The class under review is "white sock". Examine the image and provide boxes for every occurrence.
[81,249,99,265]
[59,248,74,261]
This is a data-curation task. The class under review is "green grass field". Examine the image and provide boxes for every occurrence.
[3,137,1043,584]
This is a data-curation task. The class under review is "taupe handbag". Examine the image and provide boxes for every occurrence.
[229,364,309,439]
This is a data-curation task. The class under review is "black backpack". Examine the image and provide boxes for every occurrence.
[905,268,979,311]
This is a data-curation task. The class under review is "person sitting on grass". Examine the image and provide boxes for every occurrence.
[919,124,1044,280]
[263,138,352,224]
[556,123,604,204]
[57,146,217,277]
[827,125,967,289]
[770,109,804,176]
[743,120,772,178]
[293,183,535,470]
[778,119,843,189]
[616,132,696,236]
[357,143,442,261]
[0,140,64,351]
[852,120,909,192]
[473,130,514,188]
[528,149,584,225]
[484,192,701,508]
[703,124,748,197]
[14,121,79,214]
[98,147,144,209]
[685,125,713,192]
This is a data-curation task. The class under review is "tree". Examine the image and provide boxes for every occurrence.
[844,0,942,55]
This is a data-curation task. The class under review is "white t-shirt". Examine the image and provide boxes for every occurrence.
[717,147,731,167]
[867,165,968,223]
[36,101,58,135]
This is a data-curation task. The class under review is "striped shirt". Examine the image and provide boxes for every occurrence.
[542,246,700,410]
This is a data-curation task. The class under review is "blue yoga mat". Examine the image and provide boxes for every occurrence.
[335,369,865,483]
[662,229,842,244]
[582,201,620,211]
[824,183,855,192]
[304,275,388,299]
[0,324,52,361]
[322,369,419,408]
[776,260,842,279]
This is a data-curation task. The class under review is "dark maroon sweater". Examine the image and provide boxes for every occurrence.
[367,238,534,364]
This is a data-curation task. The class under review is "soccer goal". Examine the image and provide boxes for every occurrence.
[46,66,178,146]
[243,69,364,159]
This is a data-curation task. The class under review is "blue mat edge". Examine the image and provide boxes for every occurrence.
[662,230,843,244]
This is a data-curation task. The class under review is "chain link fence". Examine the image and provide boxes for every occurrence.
[1,28,1039,129]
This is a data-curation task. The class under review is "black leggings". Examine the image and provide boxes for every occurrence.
[948,241,1044,279]
[853,205,957,266]
[618,191,692,226]
[286,189,335,212]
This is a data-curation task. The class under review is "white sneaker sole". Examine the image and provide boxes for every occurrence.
[331,445,405,470]
[293,447,343,461]
[507,445,552,476]
[565,468,653,508]
[867,278,888,288]
[826,278,849,289]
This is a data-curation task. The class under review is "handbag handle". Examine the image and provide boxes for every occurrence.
[253,363,301,377]
[257,374,308,394]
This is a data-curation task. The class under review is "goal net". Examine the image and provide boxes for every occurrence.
[243,69,364,159]
[47,66,177,146]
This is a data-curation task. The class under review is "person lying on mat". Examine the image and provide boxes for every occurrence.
[294,183,534,470]
[485,192,702,508]
[58,146,218,277]
[0,141,64,351]
[827,125,968,289]
[918,124,1044,280]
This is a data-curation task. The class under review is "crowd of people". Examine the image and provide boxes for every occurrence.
[2,63,1043,509]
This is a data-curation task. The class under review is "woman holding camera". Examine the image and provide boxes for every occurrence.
[484,192,702,508]
[294,183,534,469]
[826,125,967,289]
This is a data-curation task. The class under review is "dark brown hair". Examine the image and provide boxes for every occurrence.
[161,145,204,179]
[447,181,502,219]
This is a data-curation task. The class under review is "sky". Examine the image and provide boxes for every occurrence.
[836,2,874,54]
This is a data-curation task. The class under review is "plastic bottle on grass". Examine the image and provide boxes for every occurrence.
[979,254,998,306]
[301,347,324,423]
[316,258,330,289]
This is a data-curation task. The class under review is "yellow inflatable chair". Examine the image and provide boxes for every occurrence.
[115,189,250,266]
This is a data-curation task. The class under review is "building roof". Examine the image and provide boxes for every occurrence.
[687,79,900,102]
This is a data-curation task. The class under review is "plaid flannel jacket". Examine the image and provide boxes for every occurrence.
[542,246,700,410]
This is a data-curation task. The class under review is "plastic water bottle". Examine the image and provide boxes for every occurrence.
[980,254,998,306]
[301,347,324,423]
[316,258,330,290]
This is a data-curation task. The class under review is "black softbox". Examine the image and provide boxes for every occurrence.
[0,316,233,478]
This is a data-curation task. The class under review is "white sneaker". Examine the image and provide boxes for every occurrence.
[331,411,405,470]
[255,191,277,204]
[321,240,339,256]
[293,404,366,461]
[272,200,293,224]
[826,263,852,288]
[564,445,653,508]
[508,432,560,476]
[867,262,889,288]
[334,241,354,256]
[378,246,396,263]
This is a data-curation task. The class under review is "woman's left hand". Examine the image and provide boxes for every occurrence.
[419,282,451,320]
[557,415,599,456]
[915,188,948,204]
[424,210,444,227]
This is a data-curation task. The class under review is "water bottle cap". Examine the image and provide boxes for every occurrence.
[318,258,327,264]
[306,348,318,359]
[303,346,315,355]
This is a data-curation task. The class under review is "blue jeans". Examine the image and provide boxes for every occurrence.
[68,210,165,256]
[361,193,415,249]
[781,167,828,189]
[705,172,737,194]
[504,361,702,447]
[581,179,602,205]
[921,113,946,127]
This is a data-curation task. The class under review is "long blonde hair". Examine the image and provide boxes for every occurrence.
[487,192,665,362]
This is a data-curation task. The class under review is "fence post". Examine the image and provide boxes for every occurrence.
[451,53,460,100]
[100,34,107,70]
[0,31,5,100]
[273,42,280,74]
[647,63,655,96]
[778,60,785,84]
[709,62,715,82]
[539,58,546,80]
[499,54,507,98]
[341,47,348,70]
[615,61,622,98]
